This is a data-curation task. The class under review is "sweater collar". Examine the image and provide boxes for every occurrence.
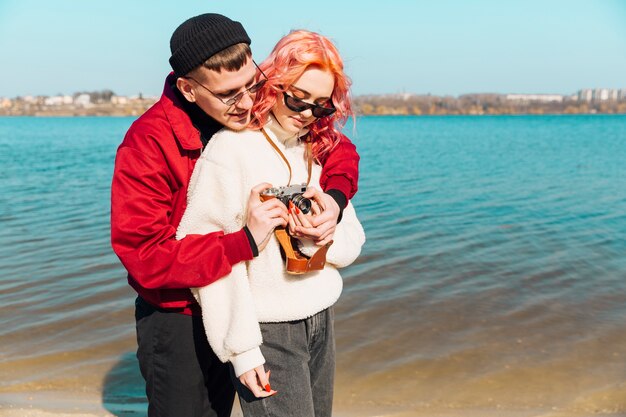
[264,113,309,147]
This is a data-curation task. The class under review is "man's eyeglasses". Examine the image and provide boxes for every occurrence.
[282,92,336,118]
[184,61,268,107]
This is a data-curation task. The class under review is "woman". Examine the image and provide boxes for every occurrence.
[176,30,365,417]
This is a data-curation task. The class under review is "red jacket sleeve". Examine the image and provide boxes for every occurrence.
[319,132,360,201]
[110,146,253,291]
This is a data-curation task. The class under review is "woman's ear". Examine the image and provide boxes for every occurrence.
[176,77,196,103]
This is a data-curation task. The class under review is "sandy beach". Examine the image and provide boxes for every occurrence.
[2,390,625,417]
[3,405,624,417]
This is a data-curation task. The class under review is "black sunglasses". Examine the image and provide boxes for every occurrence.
[282,92,336,118]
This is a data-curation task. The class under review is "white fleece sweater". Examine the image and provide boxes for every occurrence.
[176,116,365,377]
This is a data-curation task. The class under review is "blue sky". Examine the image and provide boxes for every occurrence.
[0,0,624,98]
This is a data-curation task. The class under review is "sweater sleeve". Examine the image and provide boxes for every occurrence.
[297,202,365,268]
[190,266,265,376]
[177,136,265,374]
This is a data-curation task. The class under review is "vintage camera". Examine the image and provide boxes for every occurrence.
[260,184,312,214]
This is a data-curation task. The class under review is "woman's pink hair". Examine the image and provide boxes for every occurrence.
[250,30,353,162]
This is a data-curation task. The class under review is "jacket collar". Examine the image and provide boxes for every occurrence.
[160,72,222,151]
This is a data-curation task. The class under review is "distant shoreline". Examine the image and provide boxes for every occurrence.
[1,111,625,117]
[352,92,626,116]
[2,108,625,117]
[2,91,625,117]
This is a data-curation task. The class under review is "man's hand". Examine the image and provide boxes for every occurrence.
[239,366,277,398]
[246,183,289,251]
[289,187,340,246]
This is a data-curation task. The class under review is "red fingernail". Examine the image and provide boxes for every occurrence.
[265,384,271,392]
[295,207,301,214]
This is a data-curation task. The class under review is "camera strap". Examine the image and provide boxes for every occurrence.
[260,127,312,186]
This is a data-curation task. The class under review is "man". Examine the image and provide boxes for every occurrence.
[111,13,359,417]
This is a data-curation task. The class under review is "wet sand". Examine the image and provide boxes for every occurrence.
[2,391,624,417]
[3,405,624,417]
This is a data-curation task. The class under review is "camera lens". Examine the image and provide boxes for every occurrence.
[290,194,311,214]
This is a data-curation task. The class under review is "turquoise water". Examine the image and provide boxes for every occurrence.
[1,115,625,415]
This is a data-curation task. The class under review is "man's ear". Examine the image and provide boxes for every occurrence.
[176,77,196,103]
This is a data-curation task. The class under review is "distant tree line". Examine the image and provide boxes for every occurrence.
[72,89,116,103]
[353,94,626,115]
[5,91,626,117]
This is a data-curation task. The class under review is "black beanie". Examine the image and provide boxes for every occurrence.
[169,13,251,76]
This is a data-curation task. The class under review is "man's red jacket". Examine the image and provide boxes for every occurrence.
[111,75,359,314]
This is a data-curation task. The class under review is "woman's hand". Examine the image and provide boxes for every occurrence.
[239,366,277,398]
[246,183,289,251]
[289,187,339,246]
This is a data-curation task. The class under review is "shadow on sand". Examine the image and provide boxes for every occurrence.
[102,351,148,416]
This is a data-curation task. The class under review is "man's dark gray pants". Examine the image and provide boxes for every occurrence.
[135,296,235,417]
